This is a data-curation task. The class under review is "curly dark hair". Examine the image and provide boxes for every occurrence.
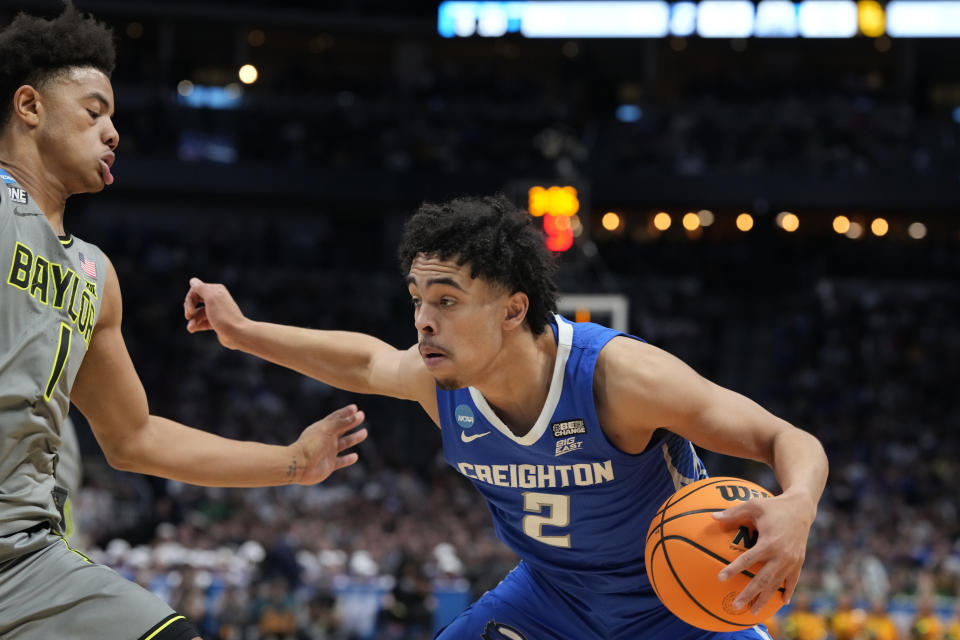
[398,194,559,335]
[0,2,115,126]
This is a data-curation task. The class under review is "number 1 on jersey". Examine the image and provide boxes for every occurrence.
[44,322,72,401]
[522,492,571,548]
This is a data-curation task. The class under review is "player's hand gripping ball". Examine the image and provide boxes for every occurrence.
[644,477,785,632]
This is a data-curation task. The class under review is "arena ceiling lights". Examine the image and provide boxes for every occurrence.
[437,1,960,38]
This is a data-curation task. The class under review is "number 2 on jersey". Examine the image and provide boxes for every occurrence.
[522,492,571,548]
[44,322,72,401]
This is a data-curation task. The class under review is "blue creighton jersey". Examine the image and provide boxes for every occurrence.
[438,315,708,600]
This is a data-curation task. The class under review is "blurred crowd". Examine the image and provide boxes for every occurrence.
[598,91,955,180]
[114,71,958,184]
[78,16,956,191]
[767,590,960,639]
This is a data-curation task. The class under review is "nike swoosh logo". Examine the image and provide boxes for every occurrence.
[461,431,491,443]
[13,207,41,217]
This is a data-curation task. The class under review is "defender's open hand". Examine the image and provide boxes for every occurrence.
[290,404,368,485]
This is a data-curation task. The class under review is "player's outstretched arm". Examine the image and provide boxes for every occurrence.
[182,277,438,419]
[596,337,828,615]
[71,258,368,487]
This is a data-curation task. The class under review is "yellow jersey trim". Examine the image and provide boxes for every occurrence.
[144,615,187,640]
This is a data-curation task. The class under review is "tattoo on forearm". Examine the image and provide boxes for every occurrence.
[287,458,298,479]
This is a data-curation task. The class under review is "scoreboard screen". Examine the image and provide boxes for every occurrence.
[439,1,960,39]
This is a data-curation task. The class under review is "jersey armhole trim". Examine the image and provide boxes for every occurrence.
[138,614,200,640]
[585,332,657,465]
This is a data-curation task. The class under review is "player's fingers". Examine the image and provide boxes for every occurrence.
[731,561,781,612]
[335,452,360,470]
[745,583,775,615]
[186,307,209,333]
[328,404,358,420]
[183,285,203,319]
[329,406,364,434]
[338,428,368,452]
[780,563,803,605]
[718,546,761,582]
[747,578,788,615]
[711,499,761,523]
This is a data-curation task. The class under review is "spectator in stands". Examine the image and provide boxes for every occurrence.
[860,598,900,640]
[908,596,942,640]
[782,590,828,640]
[829,593,866,640]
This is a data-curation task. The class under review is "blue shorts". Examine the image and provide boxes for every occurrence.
[435,562,773,640]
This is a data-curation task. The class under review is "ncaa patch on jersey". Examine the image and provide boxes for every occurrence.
[551,419,586,438]
[455,404,475,429]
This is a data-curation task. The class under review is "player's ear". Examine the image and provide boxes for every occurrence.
[503,291,529,331]
[11,85,42,127]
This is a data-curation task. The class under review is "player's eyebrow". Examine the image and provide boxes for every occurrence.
[405,276,467,293]
[82,91,113,113]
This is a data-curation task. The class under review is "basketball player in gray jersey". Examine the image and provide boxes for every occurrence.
[0,6,368,639]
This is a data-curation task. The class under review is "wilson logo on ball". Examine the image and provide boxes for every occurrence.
[715,484,771,502]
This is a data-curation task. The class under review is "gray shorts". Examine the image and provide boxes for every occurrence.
[0,527,198,640]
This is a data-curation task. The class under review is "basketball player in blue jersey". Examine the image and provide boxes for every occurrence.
[186,195,828,639]
[0,6,367,639]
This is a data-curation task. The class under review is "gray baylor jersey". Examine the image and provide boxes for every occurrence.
[0,168,105,547]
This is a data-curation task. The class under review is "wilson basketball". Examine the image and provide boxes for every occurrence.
[644,476,785,632]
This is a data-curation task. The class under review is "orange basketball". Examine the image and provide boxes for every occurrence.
[644,476,785,632]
